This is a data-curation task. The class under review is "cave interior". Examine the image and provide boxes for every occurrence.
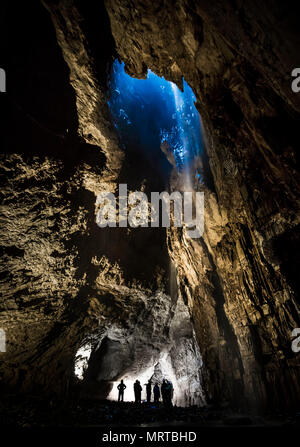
[0,0,300,427]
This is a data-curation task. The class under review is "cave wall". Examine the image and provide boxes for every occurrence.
[0,0,112,394]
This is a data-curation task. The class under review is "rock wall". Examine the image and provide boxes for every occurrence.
[0,0,112,394]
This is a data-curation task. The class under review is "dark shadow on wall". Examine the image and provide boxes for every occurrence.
[273,224,300,306]
[199,238,245,408]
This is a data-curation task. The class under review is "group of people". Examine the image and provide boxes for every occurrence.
[117,378,174,406]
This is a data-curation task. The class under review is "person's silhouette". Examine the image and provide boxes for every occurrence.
[161,379,167,405]
[134,380,142,403]
[165,380,173,407]
[153,383,160,404]
[117,379,126,402]
[145,379,152,403]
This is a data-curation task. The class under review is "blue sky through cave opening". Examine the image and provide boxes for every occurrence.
[108,60,202,169]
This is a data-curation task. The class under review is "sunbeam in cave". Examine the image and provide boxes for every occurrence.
[108,60,203,185]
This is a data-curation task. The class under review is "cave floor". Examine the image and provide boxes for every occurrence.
[0,395,299,428]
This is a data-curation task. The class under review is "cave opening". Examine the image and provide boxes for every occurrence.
[108,60,203,183]
[70,61,207,407]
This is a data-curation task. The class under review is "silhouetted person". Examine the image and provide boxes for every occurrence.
[134,380,142,404]
[117,379,126,402]
[145,380,152,403]
[153,383,160,404]
[161,379,167,405]
[165,380,173,407]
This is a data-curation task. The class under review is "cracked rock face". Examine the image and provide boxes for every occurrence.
[1,0,300,412]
